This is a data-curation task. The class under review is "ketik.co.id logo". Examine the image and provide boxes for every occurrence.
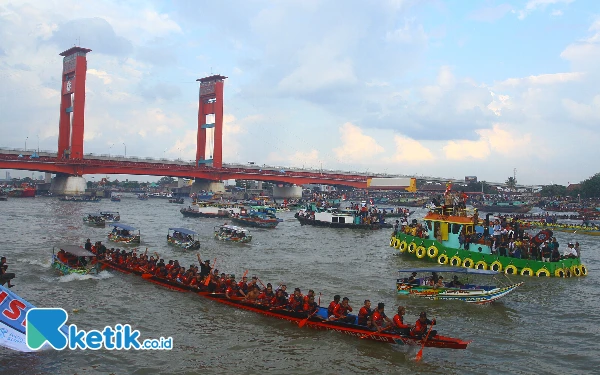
[26,308,172,350]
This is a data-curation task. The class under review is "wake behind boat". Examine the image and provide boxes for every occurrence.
[396,267,523,305]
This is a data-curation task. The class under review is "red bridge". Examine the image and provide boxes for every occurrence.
[0,46,410,191]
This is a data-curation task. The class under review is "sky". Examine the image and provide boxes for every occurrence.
[1,0,600,185]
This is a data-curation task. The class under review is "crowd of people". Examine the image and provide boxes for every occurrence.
[89,242,437,338]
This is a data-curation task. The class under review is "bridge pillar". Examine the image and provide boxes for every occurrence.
[196,75,227,168]
[273,185,302,199]
[58,47,91,160]
[50,174,87,195]
[191,179,225,194]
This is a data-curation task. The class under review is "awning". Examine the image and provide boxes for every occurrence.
[60,245,96,257]
[168,227,198,235]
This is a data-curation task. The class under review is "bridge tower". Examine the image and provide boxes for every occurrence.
[57,47,91,160]
[196,75,227,168]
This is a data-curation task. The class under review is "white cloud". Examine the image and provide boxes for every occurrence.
[498,72,585,87]
[518,0,573,20]
[388,135,434,162]
[333,123,385,163]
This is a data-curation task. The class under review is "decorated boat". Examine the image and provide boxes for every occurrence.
[295,205,392,229]
[83,213,106,227]
[97,254,470,351]
[169,197,184,204]
[214,224,252,243]
[100,211,120,223]
[0,193,8,201]
[4,184,35,198]
[230,207,280,228]
[51,245,100,275]
[108,223,141,244]
[167,227,201,250]
[180,202,242,218]
[396,267,523,304]
[393,197,428,207]
[472,200,533,213]
[389,209,587,278]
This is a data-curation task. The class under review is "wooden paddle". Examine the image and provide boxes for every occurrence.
[416,319,436,361]
[359,325,392,339]
[298,309,319,328]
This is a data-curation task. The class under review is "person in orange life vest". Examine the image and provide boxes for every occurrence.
[371,302,393,331]
[188,274,201,287]
[332,297,355,323]
[226,275,245,298]
[303,289,315,304]
[238,276,249,295]
[411,311,436,338]
[165,260,174,271]
[271,289,288,308]
[276,284,289,298]
[357,300,373,327]
[258,284,275,305]
[328,295,341,317]
[303,295,320,317]
[288,288,305,312]
[392,306,413,335]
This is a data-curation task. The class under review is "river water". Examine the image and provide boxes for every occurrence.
[0,197,598,375]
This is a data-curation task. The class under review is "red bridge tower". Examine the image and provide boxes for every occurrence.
[57,47,91,160]
[196,75,227,168]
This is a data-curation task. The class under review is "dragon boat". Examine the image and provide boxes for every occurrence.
[396,267,523,304]
[167,227,201,250]
[108,223,141,244]
[214,224,252,243]
[519,220,600,236]
[83,213,106,227]
[97,256,470,351]
[52,246,100,275]
[389,210,587,278]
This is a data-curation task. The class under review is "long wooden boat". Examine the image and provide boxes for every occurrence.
[108,223,141,244]
[389,210,587,278]
[52,246,100,275]
[396,267,523,305]
[97,257,470,350]
[519,220,600,236]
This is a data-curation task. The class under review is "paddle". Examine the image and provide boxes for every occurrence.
[359,325,392,339]
[298,309,319,328]
[415,319,436,361]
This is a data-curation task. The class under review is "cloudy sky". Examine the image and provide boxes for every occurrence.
[1,0,599,185]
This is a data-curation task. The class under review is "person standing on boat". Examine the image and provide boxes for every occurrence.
[85,239,92,251]
[392,306,413,335]
[411,312,436,338]
[357,300,373,327]
[575,242,581,258]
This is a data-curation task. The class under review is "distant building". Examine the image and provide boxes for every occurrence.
[465,176,477,183]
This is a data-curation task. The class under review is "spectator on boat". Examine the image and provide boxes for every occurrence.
[541,241,551,262]
[575,242,581,258]
[458,232,465,249]
[407,272,419,285]
[358,300,373,327]
[393,220,400,234]
[447,276,463,288]
[0,257,15,288]
[392,306,413,335]
[564,243,578,259]
[332,297,354,323]
[434,276,445,288]
[552,238,560,257]
[371,302,393,331]
[411,312,436,338]
[85,239,92,251]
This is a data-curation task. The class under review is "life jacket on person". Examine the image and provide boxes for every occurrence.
[303,301,318,315]
[333,303,352,318]
[357,307,372,326]
[410,318,431,336]
[372,310,385,327]
[393,314,410,329]
[327,301,338,316]
[288,294,304,311]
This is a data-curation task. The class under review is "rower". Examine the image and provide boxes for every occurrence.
[371,302,393,331]
[288,288,304,312]
[303,295,320,317]
[226,275,245,298]
[410,311,437,338]
[328,295,341,317]
[392,306,413,335]
[357,300,373,327]
[332,297,355,323]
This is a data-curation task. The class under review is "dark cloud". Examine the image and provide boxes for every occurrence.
[137,82,182,101]
[47,17,133,57]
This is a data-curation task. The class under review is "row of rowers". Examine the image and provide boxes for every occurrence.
[99,247,437,337]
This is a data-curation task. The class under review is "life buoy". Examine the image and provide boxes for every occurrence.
[399,241,408,253]
[504,265,518,275]
[416,246,427,259]
[536,268,550,277]
[520,268,534,277]
[490,261,503,272]
[474,261,487,270]
[389,237,395,247]
[581,264,588,276]
[572,265,581,277]
[427,245,439,259]
[449,256,462,267]
[408,242,417,253]
[394,238,401,249]
[462,258,474,268]
[438,254,449,265]
[564,268,572,278]
[554,268,565,278]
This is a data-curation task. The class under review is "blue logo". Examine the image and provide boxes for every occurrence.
[26,308,172,350]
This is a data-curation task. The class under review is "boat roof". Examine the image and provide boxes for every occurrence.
[398,267,498,275]
[423,212,474,224]
[60,245,96,257]
[217,224,249,232]
[168,227,198,235]
[111,223,138,231]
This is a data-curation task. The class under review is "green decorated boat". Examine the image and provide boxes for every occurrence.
[52,246,100,276]
[389,210,587,278]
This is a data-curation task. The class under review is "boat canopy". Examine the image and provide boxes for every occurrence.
[111,223,138,231]
[60,245,97,257]
[398,267,498,275]
[168,227,198,235]
[100,211,119,215]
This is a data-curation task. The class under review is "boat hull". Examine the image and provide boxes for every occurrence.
[107,233,141,244]
[51,257,100,276]
[390,232,587,278]
[230,217,279,228]
[295,215,391,229]
[167,238,201,250]
[214,234,252,243]
[180,208,229,218]
[396,281,524,305]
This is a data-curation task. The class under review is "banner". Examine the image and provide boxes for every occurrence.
[0,284,34,352]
